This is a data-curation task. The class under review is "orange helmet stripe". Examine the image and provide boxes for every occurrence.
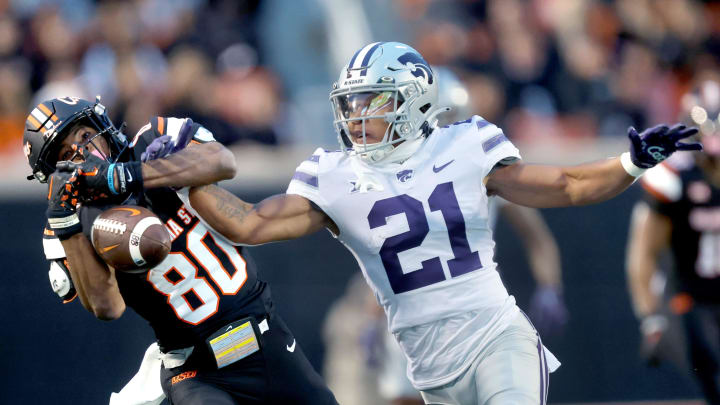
[27,114,42,130]
[37,104,58,121]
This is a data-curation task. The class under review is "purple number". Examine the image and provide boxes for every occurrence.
[368,195,444,294]
[429,182,482,276]
[367,182,482,294]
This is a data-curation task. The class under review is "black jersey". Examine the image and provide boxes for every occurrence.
[641,153,720,303]
[43,117,270,351]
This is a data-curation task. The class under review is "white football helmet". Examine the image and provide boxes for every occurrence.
[330,42,443,163]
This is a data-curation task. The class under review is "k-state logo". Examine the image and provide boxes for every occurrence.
[396,169,414,182]
[397,53,433,84]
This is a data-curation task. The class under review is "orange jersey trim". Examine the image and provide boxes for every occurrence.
[157,117,165,135]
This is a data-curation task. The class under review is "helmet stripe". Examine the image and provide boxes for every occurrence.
[350,42,381,70]
[359,42,384,76]
[26,113,42,130]
[347,48,364,71]
[37,104,58,121]
[30,108,51,132]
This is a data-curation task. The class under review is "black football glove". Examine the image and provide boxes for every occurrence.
[628,124,701,169]
[46,169,82,239]
[57,150,143,201]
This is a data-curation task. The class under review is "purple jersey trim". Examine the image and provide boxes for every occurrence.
[292,171,318,188]
[482,133,509,153]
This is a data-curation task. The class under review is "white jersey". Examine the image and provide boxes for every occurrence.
[287,116,522,388]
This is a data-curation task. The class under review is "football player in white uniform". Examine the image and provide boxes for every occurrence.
[175,42,699,404]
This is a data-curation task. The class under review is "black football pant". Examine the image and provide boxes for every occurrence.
[160,313,338,405]
[682,303,720,405]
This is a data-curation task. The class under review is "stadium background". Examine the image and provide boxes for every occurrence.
[0,0,718,403]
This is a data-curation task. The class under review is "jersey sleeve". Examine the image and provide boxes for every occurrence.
[462,116,521,178]
[129,116,217,160]
[640,162,683,216]
[286,147,328,209]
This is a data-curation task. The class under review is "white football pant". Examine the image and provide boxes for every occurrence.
[420,313,550,405]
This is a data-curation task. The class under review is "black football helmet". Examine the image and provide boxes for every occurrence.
[23,96,129,183]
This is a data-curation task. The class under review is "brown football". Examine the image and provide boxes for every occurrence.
[91,205,171,273]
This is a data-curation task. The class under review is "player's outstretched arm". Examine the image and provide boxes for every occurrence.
[487,124,700,208]
[58,119,236,199]
[187,185,336,245]
[141,141,236,188]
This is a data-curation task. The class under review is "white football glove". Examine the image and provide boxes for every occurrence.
[48,260,77,302]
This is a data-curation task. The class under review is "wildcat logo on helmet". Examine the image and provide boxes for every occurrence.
[397,52,433,85]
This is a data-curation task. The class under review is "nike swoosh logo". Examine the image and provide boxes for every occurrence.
[101,244,120,253]
[126,167,133,182]
[114,207,141,216]
[286,339,296,353]
[433,159,455,173]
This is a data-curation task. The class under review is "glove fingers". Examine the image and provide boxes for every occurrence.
[56,161,78,172]
[675,142,703,151]
[672,127,699,140]
[171,118,194,153]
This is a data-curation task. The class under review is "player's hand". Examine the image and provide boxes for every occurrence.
[57,148,143,200]
[628,124,701,169]
[46,168,82,239]
[528,286,568,338]
[141,118,194,162]
[639,314,668,367]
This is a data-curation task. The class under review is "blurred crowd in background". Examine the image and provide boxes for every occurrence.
[0,0,718,166]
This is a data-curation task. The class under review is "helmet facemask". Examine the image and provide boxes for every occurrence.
[331,81,428,163]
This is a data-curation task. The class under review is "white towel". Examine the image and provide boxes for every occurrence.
[109,343,165,405]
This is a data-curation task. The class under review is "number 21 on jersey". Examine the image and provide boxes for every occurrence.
[368,182,482,294]
[148,222,248,324]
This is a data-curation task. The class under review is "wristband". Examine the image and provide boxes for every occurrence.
[47,212,82,239]
[107,163,119,194]
[122,161,144,193]
[620,152,647,178]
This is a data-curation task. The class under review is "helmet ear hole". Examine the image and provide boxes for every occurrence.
[419,103,431,114]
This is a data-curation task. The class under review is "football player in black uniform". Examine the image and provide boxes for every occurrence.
[24,96,338,404]
[626,78,720,405]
